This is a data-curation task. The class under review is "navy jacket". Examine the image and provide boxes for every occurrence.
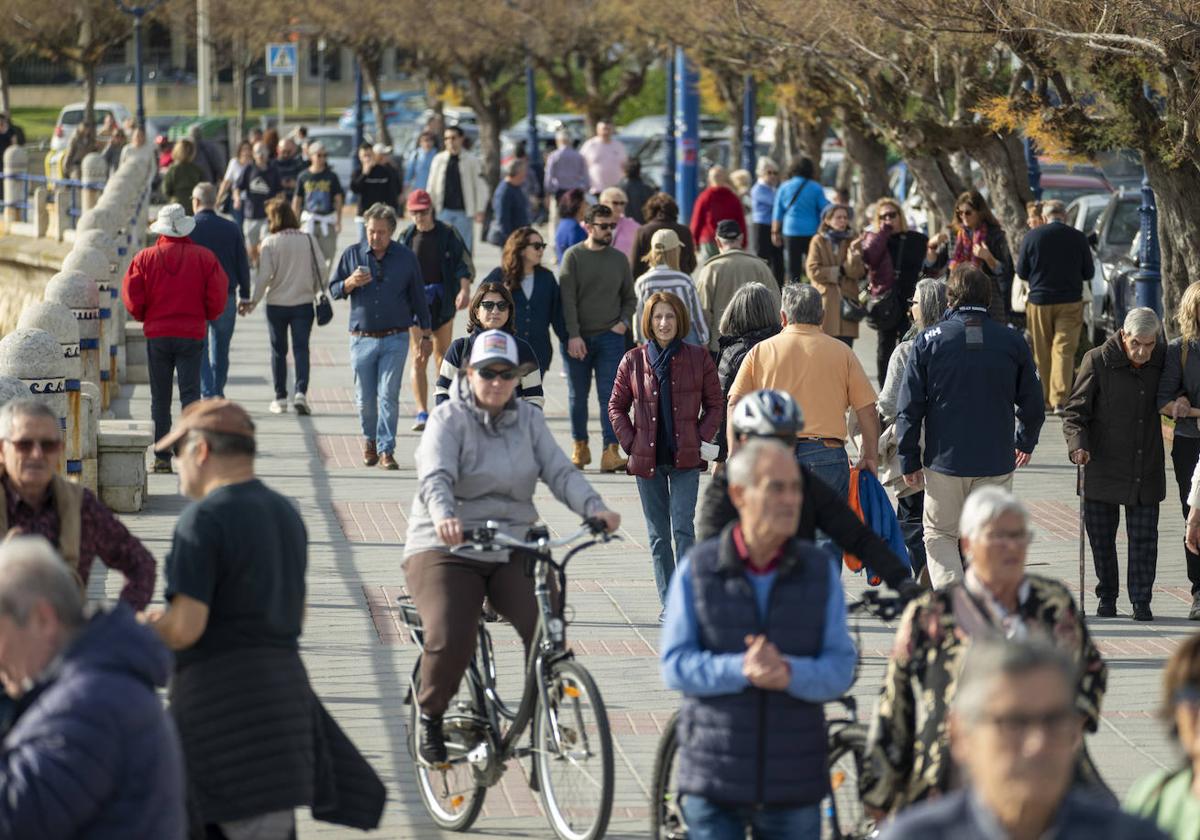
[398,221,472,328]
[0,604,185,838]
[190,209,250,300]
[480,266,568,372]
[491,180,531,242]
[329,240,432,333]
[896,306,1045,476]
[1016,220,1095,305]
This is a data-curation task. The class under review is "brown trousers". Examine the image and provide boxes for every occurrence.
[1027,300,1083,409]
[404,550,542,717]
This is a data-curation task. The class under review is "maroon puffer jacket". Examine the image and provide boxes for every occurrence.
[608,342,724,479]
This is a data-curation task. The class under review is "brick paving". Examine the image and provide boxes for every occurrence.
[86,221,1195,837]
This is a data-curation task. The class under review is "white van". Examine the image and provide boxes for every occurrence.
[50,102,132,152]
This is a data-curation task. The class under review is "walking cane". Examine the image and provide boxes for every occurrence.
[1077,464,1086,615]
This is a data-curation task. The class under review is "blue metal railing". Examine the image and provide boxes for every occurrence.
[0,172,105,226]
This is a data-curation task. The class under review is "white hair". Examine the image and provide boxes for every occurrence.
[727,438,794,489]
[959,486,1029,539]
[0,536,84,629]
[0,399,59,441]
[1123,306,1160,338]
[755,156,778,178]
[953,638,1077,724]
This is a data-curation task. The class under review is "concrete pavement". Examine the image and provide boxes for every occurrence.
[89,221,1190,837]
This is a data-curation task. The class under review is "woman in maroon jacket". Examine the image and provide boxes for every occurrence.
[609,291,723,607]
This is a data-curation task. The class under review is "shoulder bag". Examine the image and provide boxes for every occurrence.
[307,234,333,326]
[866,234,909,332]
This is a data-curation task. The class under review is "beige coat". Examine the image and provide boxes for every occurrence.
[806,235,866,338]
[695,249,780,352]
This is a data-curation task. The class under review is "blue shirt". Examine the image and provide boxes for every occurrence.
[750,180,776,225]
[772,177,829,237]
[555,218,587,263]
[188,209,250,299]
[405,148,435,191]
[329,240,431,333]
[660,553,856,702]
[492,180,531,241]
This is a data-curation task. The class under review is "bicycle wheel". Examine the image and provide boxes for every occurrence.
[823,723,873,840]
[533,659,614,840]
[649,710,688,840]
[408,660,489,831]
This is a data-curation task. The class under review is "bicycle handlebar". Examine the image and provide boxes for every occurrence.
[450,518,617,556]
[847,588,907,622]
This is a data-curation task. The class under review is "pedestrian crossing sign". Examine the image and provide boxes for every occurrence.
[267,43,297,76]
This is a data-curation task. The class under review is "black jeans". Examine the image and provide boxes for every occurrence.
[875,319,909,387]
[783,235,813,283]
[1171,435,1200,596]
[896,492,927,583]
[753,222,785,289]
[147,337,203,453]
[266,303,315,399]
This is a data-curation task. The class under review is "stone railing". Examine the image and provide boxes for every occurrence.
[0,143,158,511]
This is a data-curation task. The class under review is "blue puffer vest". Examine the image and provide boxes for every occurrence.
[675,524,831,807]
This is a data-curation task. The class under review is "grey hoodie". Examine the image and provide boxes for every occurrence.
[405,376,607,561]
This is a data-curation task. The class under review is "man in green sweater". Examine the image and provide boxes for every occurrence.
[560,203,636,472]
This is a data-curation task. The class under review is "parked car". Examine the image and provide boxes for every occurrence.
[50,101,132,152]
[338,90,426,132]
[1063,193,1111,237]
[304,127,356,194]
[1038,171,1112,206]
[1094,149,1145,191]
[1077,190,1141,343]
[508,113,586,143]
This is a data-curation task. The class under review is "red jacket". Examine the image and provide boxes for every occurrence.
[122,236,229,340]
[608,342,724,479]
[689,186,748,246]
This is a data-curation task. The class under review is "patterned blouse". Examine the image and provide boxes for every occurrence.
[860,573,1107,812]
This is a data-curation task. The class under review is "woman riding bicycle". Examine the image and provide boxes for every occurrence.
[404,329,621,764]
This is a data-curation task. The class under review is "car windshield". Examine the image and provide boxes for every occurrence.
[1108,200,1142,247]
[1042,186,1108,205]
[61,109,114,127]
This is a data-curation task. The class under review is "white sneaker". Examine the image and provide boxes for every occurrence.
[293,393,311,415]
[268,399,287,414]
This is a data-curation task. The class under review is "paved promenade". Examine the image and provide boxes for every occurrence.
[92,225,1191,837]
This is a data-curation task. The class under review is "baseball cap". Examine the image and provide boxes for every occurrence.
[406,189,433,211]
[468,330,519,369]
[715,219,741,240]
[154,398,256,454]
[372,142,392,156]
[650,227,681,252]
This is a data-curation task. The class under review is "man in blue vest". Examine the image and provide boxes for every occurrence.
[660,437,856,839]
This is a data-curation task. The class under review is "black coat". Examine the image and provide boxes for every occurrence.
[1062,333,1166,506]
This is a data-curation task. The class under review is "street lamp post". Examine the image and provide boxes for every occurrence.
[664,54,676,197]
[742,75,756,175]
[317,38,327,126]
[1135,83,1162,315]
[525,56,540,177]
[114,0,162,129]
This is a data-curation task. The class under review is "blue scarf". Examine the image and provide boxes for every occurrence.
[647,338,681,456]
[824,228,852,244]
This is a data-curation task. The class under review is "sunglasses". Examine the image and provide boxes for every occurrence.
[957,208,975,217]
[591,222,616,231]
[608,200,627,206]
[476,368,519,381]
[527,241,546,250]
[479,300,510,312]
[879,211,899,220]
[6,438,62,454]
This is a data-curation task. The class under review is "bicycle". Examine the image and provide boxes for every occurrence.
[649,588,904,840]
[398,518,619,840]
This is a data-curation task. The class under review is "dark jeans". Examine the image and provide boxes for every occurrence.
[200,292,237,399]
[875,319,908,387]
[795,440,849,559]
[783,234,813,283]
[266,303,315,399]
[897,491,927,583]
[147,337,203,453]
[752,222,784,289]
[681,796,819,840]
[564,330,624,446]
[1171,435,1200,596]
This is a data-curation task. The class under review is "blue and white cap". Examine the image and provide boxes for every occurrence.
[468,329,519,369]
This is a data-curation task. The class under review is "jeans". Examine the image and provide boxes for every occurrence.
[350,331,409,454]
[635,466,700,604]
[266,303,315,399]
[564,330,624,446]
[897,491,927,582]
[440,208,474,253]
[795,440,850,557]
[200,292,237,399]
[147,337,203,450]
[783,234,813,283]
[681,796,820,840]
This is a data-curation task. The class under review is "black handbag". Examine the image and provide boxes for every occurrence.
[307,235,334,327]
[841,294,868,323]
[866,289,902,330]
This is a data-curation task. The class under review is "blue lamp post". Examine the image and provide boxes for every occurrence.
[742,75,757,175]
[674,48,699,224]
[525,57,539,175]
[353,60,364,151]
[664,55,676,197]
[113,0,163,129]
[1135,84,1162,315]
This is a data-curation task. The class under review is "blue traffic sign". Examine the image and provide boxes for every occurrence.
[266,43,297,77]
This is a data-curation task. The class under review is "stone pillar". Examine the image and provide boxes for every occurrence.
[3,145,27,226]
[44,271,103,410]
[0,375,25,407]
[17,302,82,480]
[0,330,69,459]
[75,229,127,379]
[80,153,108,212]
[62,247,118,406]
[79,381,100,492]
[98,420,154,512]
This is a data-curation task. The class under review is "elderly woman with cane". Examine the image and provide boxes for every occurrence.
[1062,307,1166,622]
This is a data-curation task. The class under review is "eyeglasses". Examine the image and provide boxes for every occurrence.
[980,708,1079,742]
[476,367,519,381]
[980,528,1034,546]
[591,222,616,231]
[5,438,62,454]
[479,300,510,312]
[879,211,899,221]
[527,241,546,250]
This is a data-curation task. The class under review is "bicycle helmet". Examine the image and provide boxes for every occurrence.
[731,389,804,439]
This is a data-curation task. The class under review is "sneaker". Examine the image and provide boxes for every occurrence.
[1095,598,1117,618]
[152,458,173,475]
[1132,602,1154,622]
[412,411,429,432]
[268,398,287,414]
[293,393,311,416]
[379,452,399,470]
[1190,597,1200,621]
[419,714,448,764]
[363,439,379,467]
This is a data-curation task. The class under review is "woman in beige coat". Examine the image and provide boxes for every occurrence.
[806,203,866,345]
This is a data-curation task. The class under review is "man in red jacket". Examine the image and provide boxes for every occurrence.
[123,204,228,473]
[689,166,748,265]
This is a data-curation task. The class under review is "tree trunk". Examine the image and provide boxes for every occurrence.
[0,54,10,117]
[359,51,391,147]
[840,121,889,209]
[968,132,1033,259]
[949,151,973,189]
[463,78,511,195]
[794,116,827,171]
[1145,155,1200,323]
[906,152,965,234]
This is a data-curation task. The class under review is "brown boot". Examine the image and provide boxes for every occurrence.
[379,452,399,471]
[571,440,591,470]
[600,444,627,473]
[363,439,379,467]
